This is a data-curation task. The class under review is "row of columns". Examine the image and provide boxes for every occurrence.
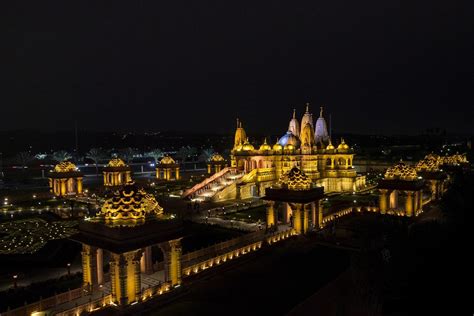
[49,177,83,196]
[379,189,423,217]
[156,167,180,180]
[207,164,225,174]
[103,171,131,186]
[81,239,182,306]
[266,201,323,234]
[326,157,353,169]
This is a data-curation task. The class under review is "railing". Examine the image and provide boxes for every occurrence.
[2,287,84,316]
[182,167,235,198]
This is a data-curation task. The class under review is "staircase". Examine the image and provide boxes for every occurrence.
[182,167,245,201]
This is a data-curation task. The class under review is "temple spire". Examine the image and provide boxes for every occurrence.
[236,118,239,128]
[320,106,324,118]
[293,108,296,119]
[305,102,310,113]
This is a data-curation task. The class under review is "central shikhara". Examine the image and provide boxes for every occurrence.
[184,105,366,201]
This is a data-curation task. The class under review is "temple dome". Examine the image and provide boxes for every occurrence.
[234,119,247,149]
[315,106,329,144]
[278,131,300,148]
[100,183,163,223]
[272,141,283,151]
[415,155,439,172]
[300,122,315,148]
[337,138,350,151]
[259,138,272,151]
[384,162,418,181]
[284,144,295,151]
[288,109,300,138]
[107,158,126,167]
[160,156,176,165]
[242,138,255,151]
[53,161,78,173]
[278,166,311,190]
[300,103,314,135]
[326,139,335,150]
[209,153,225,162]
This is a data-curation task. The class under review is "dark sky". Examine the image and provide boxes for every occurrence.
[4,0,474,135]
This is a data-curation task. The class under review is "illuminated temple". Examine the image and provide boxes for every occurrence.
[183,105,366,201]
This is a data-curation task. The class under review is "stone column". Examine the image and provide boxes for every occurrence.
[293,204,302,234]
[176,168,180,180]
[303,204,309,234]
[379,189,388,214]
[60,179,67,196]
[405,191,414,217]
[207,164,211,174]
[156,168,160,179]
[266,201,275,228]
[318,200,323,229]
[110,253,128,305]
[110,251,142,306]
[96,248,103,285]
[81,244,98,292]
[389,190,398,209]
[77,177,83,194]
[418,190,423,213]
[311,202,316,227]
[103,173,107,185]
[126,171,131,182]
[283,202,291,224]
[160,239,182,286]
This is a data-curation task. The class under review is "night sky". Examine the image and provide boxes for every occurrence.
[4,1,474,135]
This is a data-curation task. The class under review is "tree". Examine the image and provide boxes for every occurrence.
[86,148,105,175]
[15,151,33,168]
[52,150,72,162]
[199,148,214,162]
[120,147,136,164]
[146,148,164,164]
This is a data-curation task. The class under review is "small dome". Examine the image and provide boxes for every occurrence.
[160,156,176,165]
[209,153,225,162]
[326,140,335,150]
[242,138,255,151]
[337,138,350,151]
[53,161,78,173]
[278,131,300,148]
[384,162,418,181]
[101,183,163,223]
[259,138,272,151]
[273,142,283,151]
[284,144,295,151]
[107,158,126,167]
[278,167,311,190]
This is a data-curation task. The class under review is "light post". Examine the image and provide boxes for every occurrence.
[13,275,18,289]
[67,263,71,276]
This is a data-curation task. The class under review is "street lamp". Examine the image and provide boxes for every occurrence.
[13,275,18,289]
[67,263,71,276]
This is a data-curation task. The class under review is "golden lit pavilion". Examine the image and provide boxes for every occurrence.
[207,153,227,174]
[263,166,325,234]
[73,183,183,306]
[156,156,180,181]
[48,161,83,196]
[183,104,366,202]
[103,158,132,186]
[378,162,424,217]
